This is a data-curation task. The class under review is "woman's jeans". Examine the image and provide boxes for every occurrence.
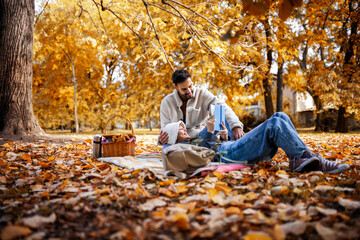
[216,112,308,164]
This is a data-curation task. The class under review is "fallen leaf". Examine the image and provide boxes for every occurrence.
[315,222,337,240]
[173,212,190,230]
[316,206,337,216]
[138,198,167,211]
[225,206,242,216]
[21,213,56,228]
[1,225,32,240]
[281,221,307,235]
[244,231,272,240]
[338,197,360,210]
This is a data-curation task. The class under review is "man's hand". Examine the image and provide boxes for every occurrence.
[232,127,245,140]
[158,130,169,145]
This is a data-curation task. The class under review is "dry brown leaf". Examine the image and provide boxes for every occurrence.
[1,225,32,240]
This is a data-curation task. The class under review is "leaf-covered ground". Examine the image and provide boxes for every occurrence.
[0,134,359,240]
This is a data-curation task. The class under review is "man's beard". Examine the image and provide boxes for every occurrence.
[178,90,193,100]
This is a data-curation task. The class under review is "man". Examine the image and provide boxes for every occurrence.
[158,69,244,145]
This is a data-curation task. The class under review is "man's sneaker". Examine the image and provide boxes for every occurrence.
[289,156,320,173]
[311,152,350,174]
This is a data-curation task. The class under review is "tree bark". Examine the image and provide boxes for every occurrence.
[335,0,358,133]
[263,16,274,119]
[0,0,44,136]
[336,106,348,133]
[313,95,324,131]
[71,61,79,134]
[276,61,284,112]
[148,113,153,131]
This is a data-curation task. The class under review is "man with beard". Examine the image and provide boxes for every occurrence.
[158,69,244,145]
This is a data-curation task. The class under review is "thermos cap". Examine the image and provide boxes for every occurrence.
[94,134,102,142]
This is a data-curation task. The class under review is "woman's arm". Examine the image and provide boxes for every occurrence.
[199,116,218,149]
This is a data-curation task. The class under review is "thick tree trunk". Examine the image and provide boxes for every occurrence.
[313,95,323,131]
[0,0,44,136]
[336,106,348,133]
[335,0,357,133]
[276,62,284,112]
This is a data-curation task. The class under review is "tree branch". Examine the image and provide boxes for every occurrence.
[35,0,50,26]
[168,0,219,30]
[89,0,110,42]
[162,0,247,70]
[146,2,180,18]
[92,0,145,43]
[142,0,174,71]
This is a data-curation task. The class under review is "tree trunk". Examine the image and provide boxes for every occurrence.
[0,0,44,136]
[336,106,348,133]
[335,0,357,133]
[263,16,274,119]
[276,62,284,112]
[71,61,79,134]
[313,95,323,131]
[149,114,152,131]
[263,78,274,119]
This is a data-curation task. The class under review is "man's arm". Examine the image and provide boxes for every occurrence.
[160,99,172,129]
[158,98,173,145]
[202,89,244,139]
[158,130,169,145]
[232,127,245,140]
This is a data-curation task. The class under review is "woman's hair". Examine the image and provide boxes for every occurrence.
[171,69,191,85]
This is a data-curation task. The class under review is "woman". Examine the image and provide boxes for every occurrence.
[162,112,349,174]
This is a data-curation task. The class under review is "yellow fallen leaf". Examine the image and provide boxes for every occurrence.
[244,231,272,240]
[159,179,176,186]
[213,171,224,179]
[225,206,242,216]
[173,212,190,230]
[1,225,32,240]
[215,182,232,195]
[241,191,259,201]
[1,142,13,148]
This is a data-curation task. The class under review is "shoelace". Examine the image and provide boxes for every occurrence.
[321,158,339,170]
[310,152,340,171]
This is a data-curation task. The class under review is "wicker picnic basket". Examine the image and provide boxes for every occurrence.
[102,115,136,157]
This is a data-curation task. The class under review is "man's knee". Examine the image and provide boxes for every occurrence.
[272,112,290,121]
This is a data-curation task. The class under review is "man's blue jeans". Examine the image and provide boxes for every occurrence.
[216,112,308,164]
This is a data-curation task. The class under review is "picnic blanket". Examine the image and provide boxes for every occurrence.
[99,153,252,178]
[99,153,164,172]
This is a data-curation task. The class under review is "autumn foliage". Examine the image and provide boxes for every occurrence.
[32,0,360,132]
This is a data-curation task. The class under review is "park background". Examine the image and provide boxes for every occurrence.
[31,0,359,135]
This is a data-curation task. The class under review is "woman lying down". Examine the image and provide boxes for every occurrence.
[161,112,349,175]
